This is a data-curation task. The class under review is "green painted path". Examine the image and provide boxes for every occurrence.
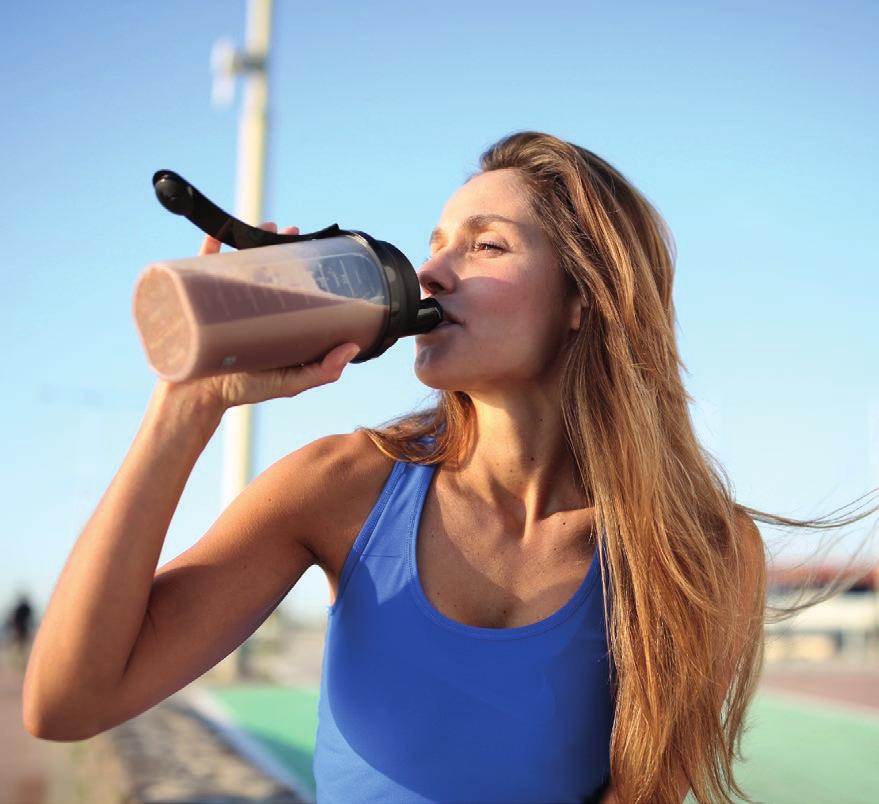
[727,694,879,804]
[210,685,321,800]
[208,685,879,803]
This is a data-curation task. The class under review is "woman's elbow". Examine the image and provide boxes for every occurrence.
[22,695,104,742]
[22,675,104,742]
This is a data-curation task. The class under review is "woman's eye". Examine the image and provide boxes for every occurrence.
[473,241,504,253]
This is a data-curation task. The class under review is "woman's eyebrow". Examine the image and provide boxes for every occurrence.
[429,214,525,246]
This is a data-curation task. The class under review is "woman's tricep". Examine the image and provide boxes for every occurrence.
[100,434,363,733]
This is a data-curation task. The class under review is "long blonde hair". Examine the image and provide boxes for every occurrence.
[359,131,878,802]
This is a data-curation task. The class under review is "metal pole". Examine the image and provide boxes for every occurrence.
[224,0,272,512]
[211,0,274,681]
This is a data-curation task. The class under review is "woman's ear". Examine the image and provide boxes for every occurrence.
[569,298,585,332]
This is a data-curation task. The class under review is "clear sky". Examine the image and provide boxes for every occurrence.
[2,0,877,624]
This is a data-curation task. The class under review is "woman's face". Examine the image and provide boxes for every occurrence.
[415,168,581,395]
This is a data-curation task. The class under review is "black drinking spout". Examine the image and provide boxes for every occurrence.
[408,298,445,334]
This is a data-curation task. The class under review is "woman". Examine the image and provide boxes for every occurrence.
[22,132,875,803]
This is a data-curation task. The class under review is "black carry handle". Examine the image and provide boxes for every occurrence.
[153,170,342,250]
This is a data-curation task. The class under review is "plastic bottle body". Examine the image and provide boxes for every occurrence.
[132,236,390,382]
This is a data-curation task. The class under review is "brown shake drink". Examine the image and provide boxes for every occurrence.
[133,237,394,382]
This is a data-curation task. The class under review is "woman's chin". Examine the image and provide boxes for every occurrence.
[414,358,468,392]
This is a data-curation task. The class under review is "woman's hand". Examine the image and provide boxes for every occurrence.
[162,223,361,413]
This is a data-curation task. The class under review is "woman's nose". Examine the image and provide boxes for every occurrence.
[417,255,454,297]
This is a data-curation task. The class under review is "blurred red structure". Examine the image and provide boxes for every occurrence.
[767,561,878,594]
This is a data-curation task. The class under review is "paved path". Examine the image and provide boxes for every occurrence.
[0,662,75,804]
[0,654,306,803]
[93,691,307,803]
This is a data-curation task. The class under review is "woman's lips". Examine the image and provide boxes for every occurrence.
[416,320,459,338]
[435,303,461,325]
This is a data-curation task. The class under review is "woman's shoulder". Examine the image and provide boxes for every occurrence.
[277,430,399,509]
[312,430,399,489]
[275,430,400,569]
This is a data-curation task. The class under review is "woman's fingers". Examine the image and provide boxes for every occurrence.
[198,221,295,256]
[198,234,222,256]
[266,342,360,400]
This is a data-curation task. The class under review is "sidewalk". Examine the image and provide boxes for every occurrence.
[1,657,306,803]
[0,663,75,804]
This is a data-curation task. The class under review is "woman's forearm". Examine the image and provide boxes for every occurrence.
[23,382,223,737]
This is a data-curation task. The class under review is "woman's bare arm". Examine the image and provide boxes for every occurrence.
[22,382,224,739]
[23,224,363,740]
[23,378,362,740]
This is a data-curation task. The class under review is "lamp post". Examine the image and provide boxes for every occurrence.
[210,0,274,680]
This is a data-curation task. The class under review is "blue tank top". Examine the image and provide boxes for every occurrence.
[313,457,614,803]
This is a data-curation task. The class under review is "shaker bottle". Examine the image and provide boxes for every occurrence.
[133,170,444,383]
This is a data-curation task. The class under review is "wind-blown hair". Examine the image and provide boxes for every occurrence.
[358,131,878,802]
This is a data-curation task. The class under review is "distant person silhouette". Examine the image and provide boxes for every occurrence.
[6,594,35,672]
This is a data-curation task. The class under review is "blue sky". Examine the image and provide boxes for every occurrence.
[2,0,877,623]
